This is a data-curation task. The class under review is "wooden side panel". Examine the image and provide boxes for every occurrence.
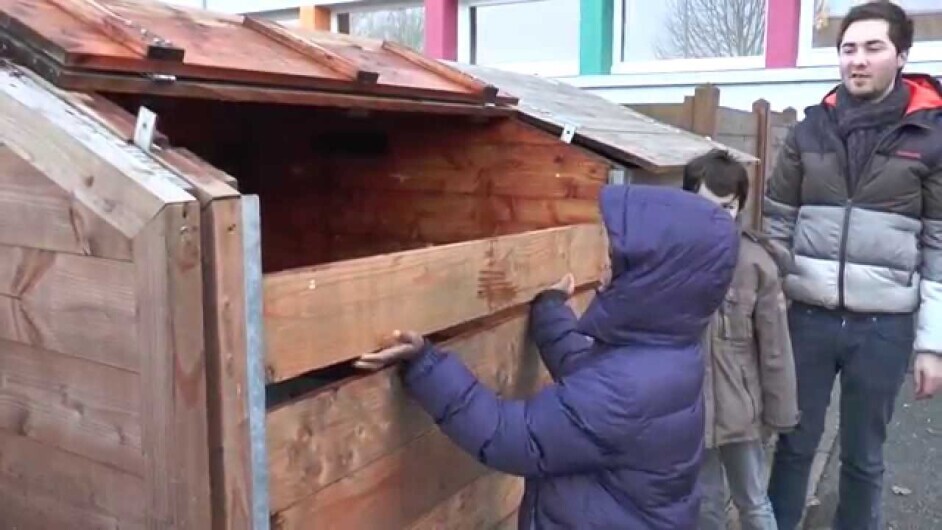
[263,224,607,382]
[0,65,193,238]
[0,337,142,476]
[0,428,147,529]
[134,201,213,529]
[267,290,595,526]
[0,243,138,371]
[0,144,133,259]
[409,472,524,530]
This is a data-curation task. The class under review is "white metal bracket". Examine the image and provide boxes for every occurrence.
[133,106,158,153]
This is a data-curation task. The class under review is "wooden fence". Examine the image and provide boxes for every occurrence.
[629,85,798,230]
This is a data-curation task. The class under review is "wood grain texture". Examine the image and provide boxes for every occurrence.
[0,428,146,527]
[134,201,212,529]
[263,224,607,381]
[452,63,758,172]
[0,477,141,530]
[409,471,524,530]
[0,337,142,477]
[46,0,184,60]
[0,243,137,371]
[242,15,378,84]
[271,427,489,530]
[201,198,253,530]
[0,144,133,259]
[0,65,193,238]
[266,290,595,517]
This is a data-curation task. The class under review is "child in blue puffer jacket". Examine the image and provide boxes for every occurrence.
[355,184,740,529]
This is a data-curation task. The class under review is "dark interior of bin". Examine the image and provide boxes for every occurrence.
[102,93,603,275]
[99,92,606,403]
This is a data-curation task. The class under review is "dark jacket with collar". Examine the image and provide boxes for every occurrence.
[764,74,942,355]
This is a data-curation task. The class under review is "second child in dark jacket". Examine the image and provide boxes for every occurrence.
[355,184,740,529]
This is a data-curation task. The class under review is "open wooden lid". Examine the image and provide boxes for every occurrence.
[0,0,517,113]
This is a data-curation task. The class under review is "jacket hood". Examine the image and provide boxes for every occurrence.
[821,73,942,115]
[577,184,739,347]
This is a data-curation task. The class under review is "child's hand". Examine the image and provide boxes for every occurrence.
[354,330,426,372]
[548,273,576,297]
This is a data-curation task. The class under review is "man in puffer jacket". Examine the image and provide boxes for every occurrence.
[355,184,740,529]
[763,3,942,529]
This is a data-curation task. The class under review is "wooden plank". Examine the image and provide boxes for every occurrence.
[0,243,138,371]
[324,191,599,244]
[0,337,141,476]
[0,428,146,524]
[53,68,513,117]
[262,223,607,381]
[266,289,595,514]
[451,63,758,172]
[242,15,378,84]
[134,201,212,529]
[627,103,689,129]
[715,107,757,137]
[409,472,524,530]
[382,40,500,103]
[29,79,240,201]
[157,147,240,195]
[0,477,139,530]
[0,65,193,239]
[0,144,133,259]
[201,198,253,530]
[46,0,184,60]
[43,89,170,148]
[272,427,489,530]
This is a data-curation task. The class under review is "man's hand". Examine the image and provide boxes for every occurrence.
[548,273,575,297]
[914,352,942,400]
[354,330,426,372]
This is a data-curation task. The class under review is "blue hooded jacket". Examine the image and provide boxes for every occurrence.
[402,184,740,529]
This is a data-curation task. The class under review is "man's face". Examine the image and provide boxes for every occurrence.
[839,19,906,100]
[697,185,740,220]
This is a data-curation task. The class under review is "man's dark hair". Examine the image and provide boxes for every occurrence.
[837,1,914,55]
[682,149,749,209]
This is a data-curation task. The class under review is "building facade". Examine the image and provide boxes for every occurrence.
[169,0,942,114]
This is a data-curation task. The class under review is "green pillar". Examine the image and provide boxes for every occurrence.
[579,0,614,75]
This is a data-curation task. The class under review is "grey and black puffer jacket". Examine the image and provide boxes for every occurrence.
[764,73,942,354]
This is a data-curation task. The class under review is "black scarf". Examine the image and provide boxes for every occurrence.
[834,75,910,191]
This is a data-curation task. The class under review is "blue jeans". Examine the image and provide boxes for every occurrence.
[699,441,777,530]
[768,303,914,530]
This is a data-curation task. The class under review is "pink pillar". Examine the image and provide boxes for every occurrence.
[765,0,800,68]
[424,0,458,60]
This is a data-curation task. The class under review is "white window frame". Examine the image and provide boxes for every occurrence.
[797,0,942,67]
[457,0,579,77]
[328,0,425,34]
[611,0,767,75]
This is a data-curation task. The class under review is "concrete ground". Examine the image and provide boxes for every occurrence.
[803,375,942,530]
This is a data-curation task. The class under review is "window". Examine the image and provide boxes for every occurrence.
[799,0,942,65]
[458,0,580,77]
[613,0,768,73]
[335,3,425,51]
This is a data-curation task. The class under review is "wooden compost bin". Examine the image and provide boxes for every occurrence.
[0,1,756,529]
